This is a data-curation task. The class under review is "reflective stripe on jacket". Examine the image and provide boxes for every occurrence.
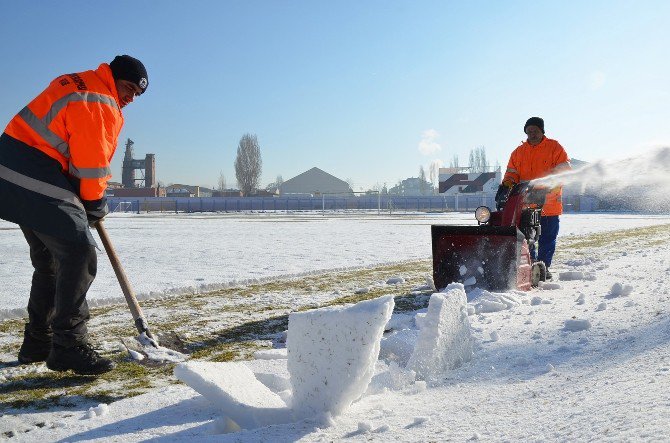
[4,63,123,202]
[503,137,570,216]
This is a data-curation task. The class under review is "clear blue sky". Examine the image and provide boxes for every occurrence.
[1,1,668,191]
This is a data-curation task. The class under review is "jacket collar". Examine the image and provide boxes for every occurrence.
[95,63,122,111]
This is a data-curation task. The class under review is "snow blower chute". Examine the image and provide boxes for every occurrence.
[431,182,548,291]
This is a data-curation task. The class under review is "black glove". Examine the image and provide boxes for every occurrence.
[495,184,510,205]
[83,197,109,227]
[86,211,105,227]
[526,186,549,206]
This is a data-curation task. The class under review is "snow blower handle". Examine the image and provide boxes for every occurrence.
[95,221,159,346]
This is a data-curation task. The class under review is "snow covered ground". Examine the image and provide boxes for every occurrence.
[0,212,667,316]
[1,212,670,441]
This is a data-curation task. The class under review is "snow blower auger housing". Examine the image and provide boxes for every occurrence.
[431,182,547,291]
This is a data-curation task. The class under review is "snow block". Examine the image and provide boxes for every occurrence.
[174,361,291,430]
[563,319,592,332]
[287,294,394,418]
[407,284,473,381]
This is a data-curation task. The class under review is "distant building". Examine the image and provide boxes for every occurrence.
[108,187,165,197]
[212,189,243,197]
[438,167,501,195]
[281,167,353,196]
[165,184,213,197]
[389,177,435,196]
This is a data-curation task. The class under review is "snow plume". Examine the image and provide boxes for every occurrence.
[418,129,441,155]
[532,146,670,211]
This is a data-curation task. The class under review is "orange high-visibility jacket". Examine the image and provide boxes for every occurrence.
[4,63,124,202]
[503,137,570,216]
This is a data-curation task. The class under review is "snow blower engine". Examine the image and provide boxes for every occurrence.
[431,181,548,291]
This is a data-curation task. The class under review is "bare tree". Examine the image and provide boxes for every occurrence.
[449,154,459,169]
[234,133,262,196]
[429,161,441,194]
[419,165,427,195]
[275,175,283,193]
[345,178,354,192]
[468,146,488,173]
[217,171,227,191]
[478,146,488,172]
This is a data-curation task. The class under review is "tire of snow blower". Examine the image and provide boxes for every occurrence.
[531,261,547,287]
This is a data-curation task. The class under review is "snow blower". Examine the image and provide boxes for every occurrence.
[431,181,548,291]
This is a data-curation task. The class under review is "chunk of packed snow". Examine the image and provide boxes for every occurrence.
[174,361,291,430]
[559,271,596,281]
[531,296,543,306]
[596,302,607,311]
[355,287,370,294]
[386,276,405,285]
[563,319,592,332]
[463,276,477,286]
[85,403,109,419]
[407,284,473,381]
[490,331,499,342]
[459,265,467,276]
[576,294,586,305]
[413,416,431,425]
[608,282,634,297]
[539,281,562,290]
[253,348,288,360]
[127,349,145,361]
[287,295,394,418]
[559,271,585,281]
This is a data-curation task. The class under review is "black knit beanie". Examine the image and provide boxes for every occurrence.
[524,117,544,134]
[109,55,148,94]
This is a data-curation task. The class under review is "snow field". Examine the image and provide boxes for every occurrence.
[1,214,670,441]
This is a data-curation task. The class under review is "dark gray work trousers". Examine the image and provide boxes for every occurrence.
[20,227,96,348]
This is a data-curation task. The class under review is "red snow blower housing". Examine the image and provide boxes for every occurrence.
[432,182,548,291]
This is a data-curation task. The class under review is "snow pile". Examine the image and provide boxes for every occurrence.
[407,283,473,381]
[468,288,522,313]
[85,403,110,419]
[607,282,634,297]
[563,318,592,332]
[174,361,291,431]
[288,295,394,418]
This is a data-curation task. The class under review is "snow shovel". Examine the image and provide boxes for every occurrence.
[95,221,186,364]
[94,221,160,348]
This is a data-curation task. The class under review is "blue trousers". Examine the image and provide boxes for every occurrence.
[530,215,560,269]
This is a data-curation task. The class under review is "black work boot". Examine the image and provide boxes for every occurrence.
[18,328,52,364]
[46,343,115,375]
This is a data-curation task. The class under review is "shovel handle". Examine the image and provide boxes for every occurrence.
[95,221,154,338]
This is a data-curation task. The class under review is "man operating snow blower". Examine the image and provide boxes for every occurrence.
[496,117,571,280]
[0,55,148,375]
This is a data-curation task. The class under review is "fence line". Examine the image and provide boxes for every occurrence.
[106,195,599,214]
